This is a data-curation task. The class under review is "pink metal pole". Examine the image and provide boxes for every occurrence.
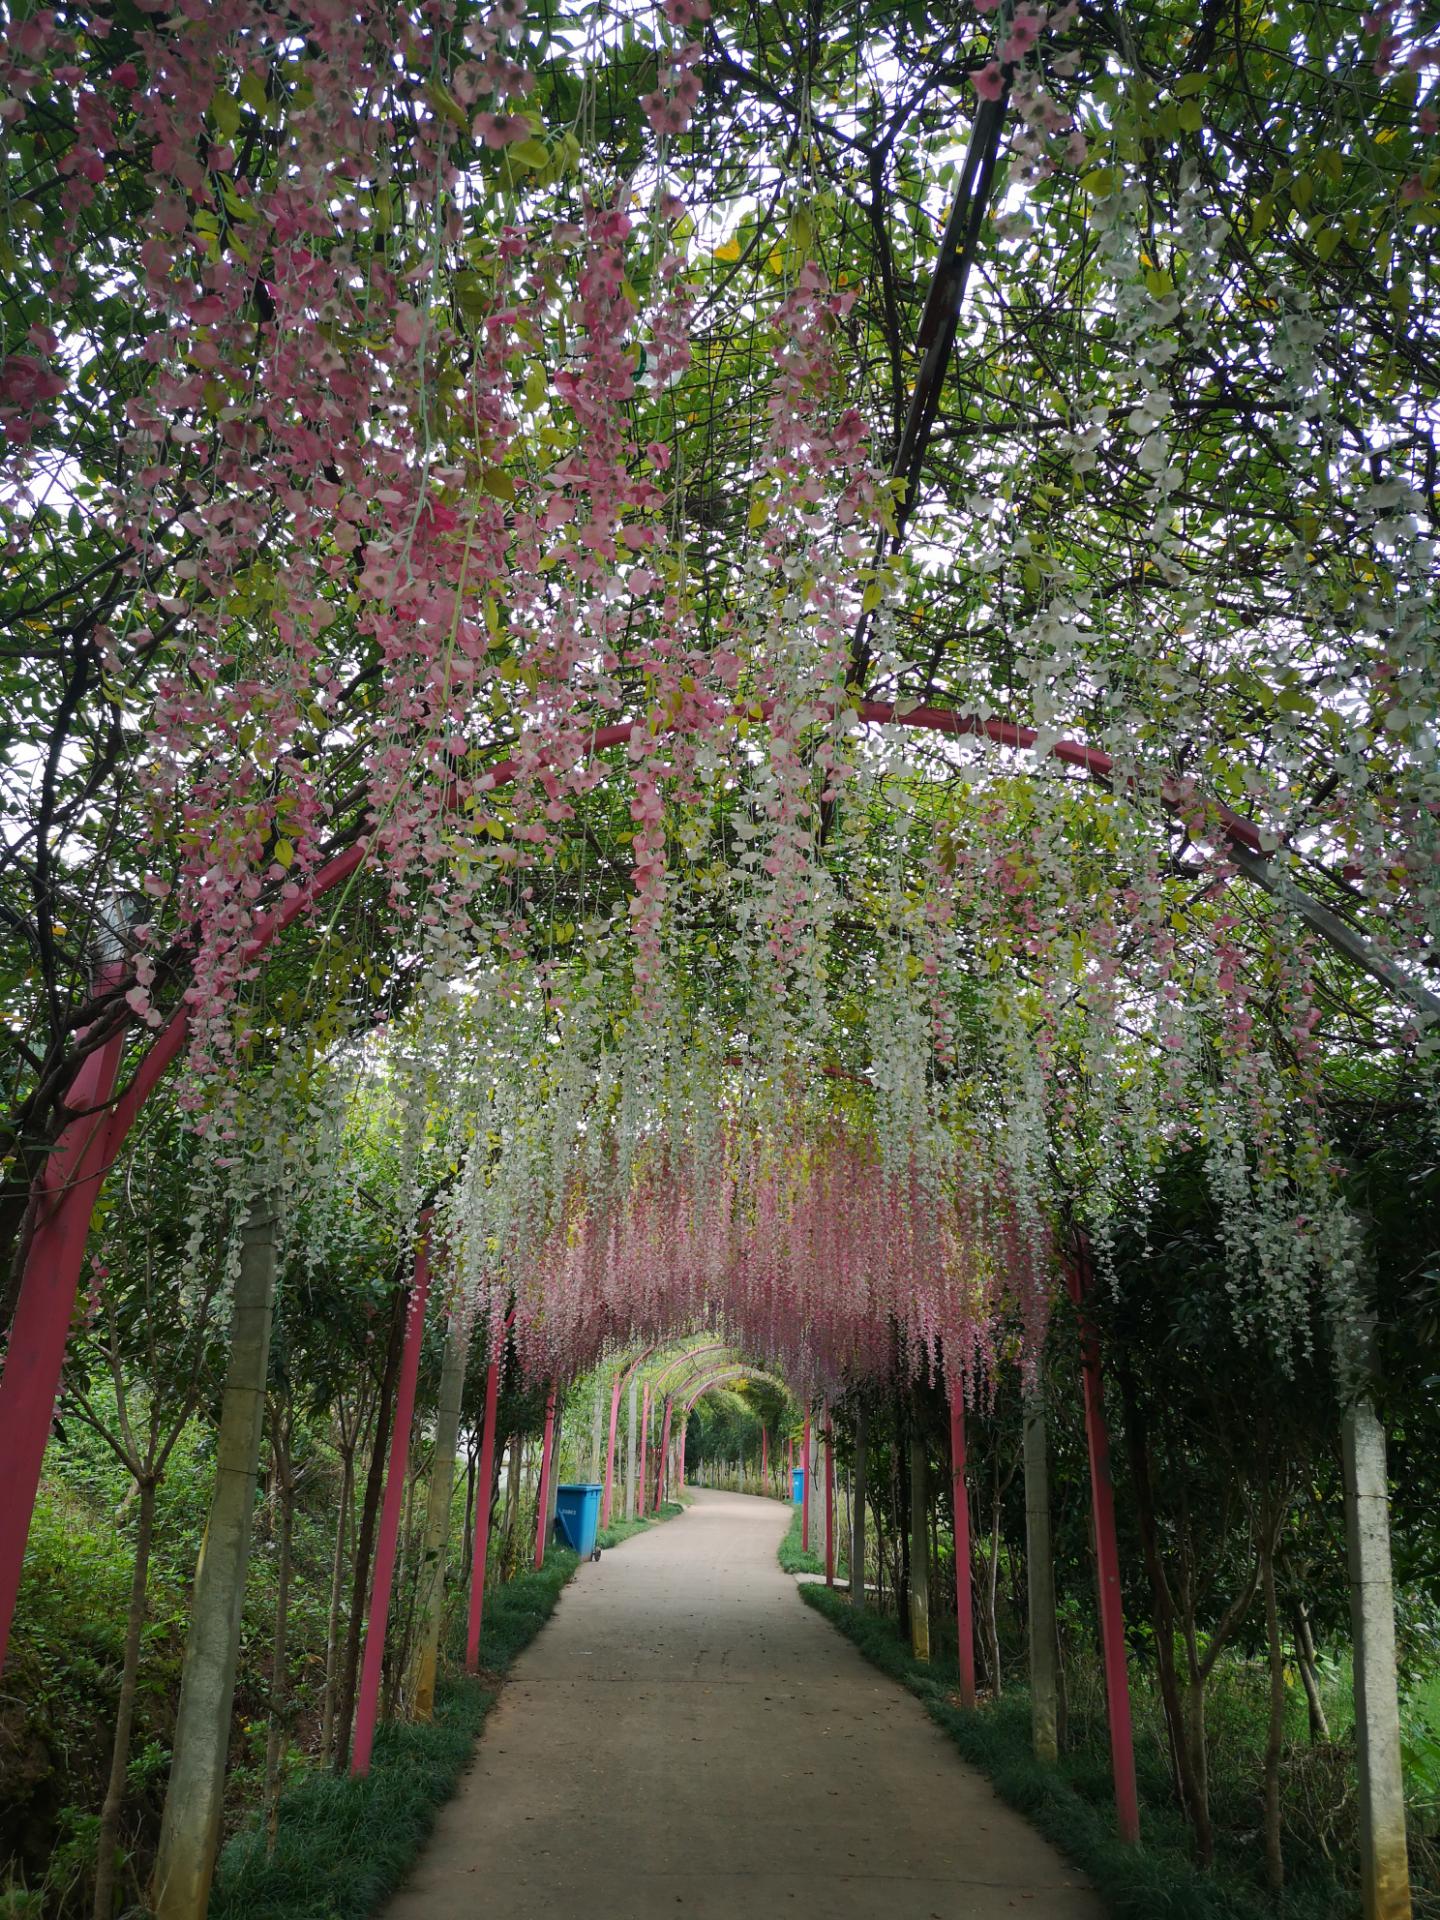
[824,1413,835,1587]
[464,1354,502,1672]
[801,1413,811,1551]
[600,1370,623,1529]
[638,1383,650,1519]
[0,970,125,1677]
[949,1380,976,1709]
[352,1230,431,1776]
[532,1383,557,1569]
[1067,1242,1141,1845]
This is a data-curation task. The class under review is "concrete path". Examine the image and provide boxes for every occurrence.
[382,1488,1103,1919]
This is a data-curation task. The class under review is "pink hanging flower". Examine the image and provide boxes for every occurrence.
[643,92,692,135]
[473,109,530,147]
[972,60,1004,101]
[645,440,672,470]
[393,304,425,349]
[1002,11,1043,61]
[662,0,710,25]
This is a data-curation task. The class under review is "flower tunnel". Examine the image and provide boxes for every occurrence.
[1,3,1436,1917]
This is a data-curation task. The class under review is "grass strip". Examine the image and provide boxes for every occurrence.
[777,1502,847,1579]
[797,1585,1357,1920]
[597,1497,685,1551]
[212,1549,579,1920]
[213,1500,690,1920]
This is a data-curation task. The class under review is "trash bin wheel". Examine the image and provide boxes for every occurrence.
[591,1547,602,1562]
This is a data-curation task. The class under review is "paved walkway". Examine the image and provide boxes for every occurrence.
[382,1488,1103,1919]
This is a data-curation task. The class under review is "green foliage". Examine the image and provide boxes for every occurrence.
[1,1484,184,1892]
[799,1586,1365,1920]
[777,1504,846,1579]
[214,1550,580,1920]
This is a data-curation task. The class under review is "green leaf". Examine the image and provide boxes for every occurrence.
[210,90,242,140]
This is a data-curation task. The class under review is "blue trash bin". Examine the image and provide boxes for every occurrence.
[792,1466,805,1505]
[554,1482,603,1558]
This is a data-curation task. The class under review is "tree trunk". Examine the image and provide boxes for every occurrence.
[460,1434,478,1588]
[319,1438,354,1761]
[850,1404,867,1609]
[908,1429,930,1661]
[262,1415,294,1859]
[92,1475,157,1920]
[334,1272,407,1772]
[1292,1599,1330,1743]
[624,1376,639,1523]
[1023,1384,1058,1765]
[153,1197,277,1920]
[1343,1396,1414,1920]
[1118,1359,1211,1856]
[411,1312,470,1721]
[1260,1511,1286,1897]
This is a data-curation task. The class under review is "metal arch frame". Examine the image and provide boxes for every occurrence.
[677,1363,789,1494]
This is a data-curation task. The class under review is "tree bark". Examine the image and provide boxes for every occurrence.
[262,1410,295,1859]
[1291,1598,1330,1743]
[624,1374,639,1523]
[92,1475,157,1920]
[850,1403,867,1609]
[1259,1499,1286,1898]
[153,1197,276,1920]
[1343,1397,1414,1920]
[333,1271,406,1772]
[1117,1358,1212,1856]
[319,1432,354,1761]
[908,1428,930,1661]
[1023,1384,1058,1765]
[411,1312,470,1720]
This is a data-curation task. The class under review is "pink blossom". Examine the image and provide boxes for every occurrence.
[1002,11,1043,61]
[662,0,710,24]
[0,353,66,409]
[645,440,672,470]
[112,60,140,87]
[972,60,1004,101]
[393,303,425,348]
[473,109,529,148]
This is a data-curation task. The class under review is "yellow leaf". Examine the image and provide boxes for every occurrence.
[714,236,743,262]
[482,468,516,501]
[748,496,769,530]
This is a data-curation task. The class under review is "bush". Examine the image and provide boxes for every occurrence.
[214,1549,580,1920]
[798,1585,1369,1920]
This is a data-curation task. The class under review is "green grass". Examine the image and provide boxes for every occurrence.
[777,1502,847,1579]
[798,1585,1362,1920]
[211,1549,586,1920]
[211,1501,689,1920]
[597,1498,685,1551]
